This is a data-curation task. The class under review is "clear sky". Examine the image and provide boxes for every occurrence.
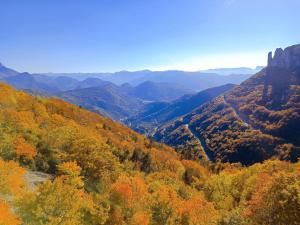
[0,0,299,73]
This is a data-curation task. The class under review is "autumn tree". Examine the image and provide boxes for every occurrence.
[13,137,37,161]
[176,194,219,225]
[247,172,300,225]
[17,178,107,225]
[0,159,26,195]
[0,199,21,225]
[57,161,84,188]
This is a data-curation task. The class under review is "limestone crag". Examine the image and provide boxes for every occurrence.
[263,44,300,105]
[268,44,300,70]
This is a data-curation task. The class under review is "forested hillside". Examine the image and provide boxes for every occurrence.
[154,45,300,165]
[126,84,235,135]
[1,82,300,224]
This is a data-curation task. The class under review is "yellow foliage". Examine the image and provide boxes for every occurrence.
[16,178,96,225]
[57,161,84,188]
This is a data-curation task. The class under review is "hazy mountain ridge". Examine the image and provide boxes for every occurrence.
[37,69,254,91]
[128,81,194,102]
[0,62,19,78]
[202,66,263,75]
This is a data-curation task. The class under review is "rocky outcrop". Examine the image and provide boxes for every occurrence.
[268,44,300,70]
[263,44,300,106]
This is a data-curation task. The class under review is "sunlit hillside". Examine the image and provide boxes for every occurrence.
[0,83,299,224]
[154,45,300,165]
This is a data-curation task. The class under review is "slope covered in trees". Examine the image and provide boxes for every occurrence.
[126,84,235,135]
[154,45,300,165]
[0,82,300,224]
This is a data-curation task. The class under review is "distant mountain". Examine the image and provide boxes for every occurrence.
[126,84,235,134]
[37,70,153,84]
[129,81,194,102]
[0,62,19,78]
[153,45,300,165]
[127,71,251,91]
[33,75,80,91]
[38,69,254,91]
[202,66,264,75]
[3,72,60,95]
[58,83,144,120]
[57,80,193,120]
[1,67,117,94]
[75,77,112,89]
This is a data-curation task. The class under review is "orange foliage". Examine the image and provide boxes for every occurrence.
[243,172,273,218]
[0,199,21,225]
[177,195,219,225]
[0,159,26,195]
[111,182,133,205]
[131,212,150,225]
[13,137,37,160]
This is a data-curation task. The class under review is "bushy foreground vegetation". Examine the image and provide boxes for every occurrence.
[0,83,299,225]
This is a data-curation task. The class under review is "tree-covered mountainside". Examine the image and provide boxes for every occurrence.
[154,45,300,165]
[126,84,235,135]
[1,82,300,225]
[58,81,194,121]
[58,83,144,120]
[128,81,194,102]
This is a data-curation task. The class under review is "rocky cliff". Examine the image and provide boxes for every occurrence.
[263,44,300,104]
[268,44,300,70]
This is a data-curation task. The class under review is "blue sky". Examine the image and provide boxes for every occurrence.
[0,0,299,73]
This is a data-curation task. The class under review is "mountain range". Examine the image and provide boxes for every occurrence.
[201,66,263,75]
[0,63,253,121]
[37,69,254,91]
[1,45,299,166]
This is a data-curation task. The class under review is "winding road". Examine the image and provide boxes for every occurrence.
[223,95,253,129]
[184,124,215,162]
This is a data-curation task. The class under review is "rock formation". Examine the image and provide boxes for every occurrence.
[267,44,300,70]
[262,44,300,105]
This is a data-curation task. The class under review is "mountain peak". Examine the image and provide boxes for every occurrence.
[267,44,300,69]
